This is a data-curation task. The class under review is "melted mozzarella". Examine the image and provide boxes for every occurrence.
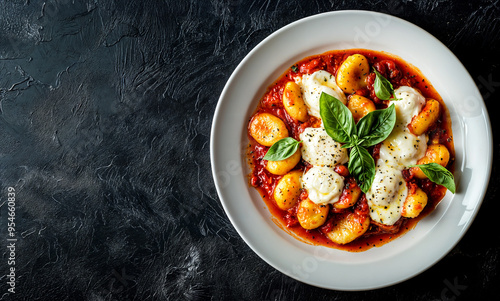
[366,163,407,225]
[392,86,426,125]
[302,166,344,205]
[367,86,427,225]
[297,70,346,118]
[379,86,427,168]
[299,127,348,168]
[379,126,427,168]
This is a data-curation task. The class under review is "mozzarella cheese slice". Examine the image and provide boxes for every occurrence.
[366,163,407,225]
[299,127,348,168]
[296,70,347,118]
[379,126,427,168]
[392,86,426,124]
[302,166,344,205]
[367,86,428,225]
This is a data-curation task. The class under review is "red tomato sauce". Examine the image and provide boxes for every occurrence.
[247,49,454,252]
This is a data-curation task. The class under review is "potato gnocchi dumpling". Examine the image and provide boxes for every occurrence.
[336,54,370,93]
[266,148,301,175]
[408,98,440,135]
[347,95,376,122]
[273,170,303,210]
[333,177,362,209]
[401,186,428,218]
[283,81,308,122]
[297,199,329,230]
[325,213,371,245]
[412,144,450,179]
[249,112,288,146]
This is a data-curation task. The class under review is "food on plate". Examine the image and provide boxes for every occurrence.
[297,198,330,230]
[283,81,309,122]
[336,54,370,93]
[249,112,289,146]
[347,95,376,122]
[401,183,428,218]
[325,210,371,245]
[246,49,455,251]
[266,148,301,175]
[408,98,441,136]
[273,170,302,210]
[411,144,451,179]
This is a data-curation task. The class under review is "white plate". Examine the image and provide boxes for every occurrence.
[210,11,492,290]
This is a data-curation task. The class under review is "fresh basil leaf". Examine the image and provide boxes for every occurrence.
[373,68,394,100]
[357,104,396,147]
[348,145,375,193]
[319,92,355,144]
[411,163,456,193]
[355,110,375,138]
[263,137,301,161]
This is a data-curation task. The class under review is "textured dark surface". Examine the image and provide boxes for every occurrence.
[0,0,498,300]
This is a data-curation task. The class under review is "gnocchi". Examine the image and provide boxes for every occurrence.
[347,95,376,122]
[401,185,428,218]
[283,81,308,122]
[325,213,370,245]
[297,199,329,230]
[412,144,450,179]
[266,148,301,175]
[408,99,440,135]
[249,112,288,146]
[336,54,370,93]
[333,177,362,209]
[273,170,303,210]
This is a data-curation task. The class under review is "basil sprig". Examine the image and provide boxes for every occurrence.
[320,92,396,193]
[410,163,456,193]
[373,68,395,100]
[263,137,301,161]
[356,103,397,147]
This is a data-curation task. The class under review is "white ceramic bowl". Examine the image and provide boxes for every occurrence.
[210,11,492,290]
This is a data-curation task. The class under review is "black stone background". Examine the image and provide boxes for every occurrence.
[0,0,498,300]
